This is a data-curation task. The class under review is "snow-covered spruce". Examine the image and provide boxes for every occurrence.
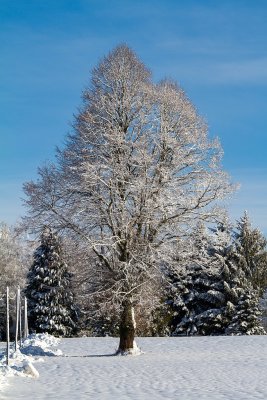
[169,220,266,336]
[25,227,77,337]
[234,211,267,293]
[225,213,267,335]
[169,223,230,336]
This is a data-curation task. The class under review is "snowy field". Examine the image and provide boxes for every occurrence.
[1,335,267,400]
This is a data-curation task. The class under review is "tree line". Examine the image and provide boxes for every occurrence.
[1,210,266,343]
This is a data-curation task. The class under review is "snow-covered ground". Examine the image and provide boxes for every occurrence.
[1,335,267,399]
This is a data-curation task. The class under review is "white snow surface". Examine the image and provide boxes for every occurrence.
[0,333,62,392]
[1,336,267,399]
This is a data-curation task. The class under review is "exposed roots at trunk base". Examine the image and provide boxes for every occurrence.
[115,301,143,356]
[115,340,143,356]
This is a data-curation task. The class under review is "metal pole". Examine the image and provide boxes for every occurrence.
[24,297,29,338]
[6,286,10,366]
[19,294,22,346]
[15,286,20,351]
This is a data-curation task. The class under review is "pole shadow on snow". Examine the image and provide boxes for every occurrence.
[62,354,116,358]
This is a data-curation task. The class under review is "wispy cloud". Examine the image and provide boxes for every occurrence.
[214,58,267,85]
[153,56,267,86]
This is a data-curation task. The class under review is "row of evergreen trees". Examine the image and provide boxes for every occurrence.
[168,212,267,336]
[24,212,267,337]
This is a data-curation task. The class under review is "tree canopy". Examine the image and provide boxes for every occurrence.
[23,45,235,352]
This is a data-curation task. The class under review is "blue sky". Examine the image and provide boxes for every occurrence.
[0,0,267,233]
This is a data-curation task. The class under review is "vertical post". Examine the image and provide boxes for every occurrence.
[15,286,20,351]
[19,295,22,346]
[24,297,29,338]
[6,286,9,366]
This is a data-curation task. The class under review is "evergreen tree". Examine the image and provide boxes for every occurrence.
[169,219,266,336]
[169,223,228,335]
[213,221,265,335]
[225,290,265,335]
[25,227,76,336]
[235,211,267,292]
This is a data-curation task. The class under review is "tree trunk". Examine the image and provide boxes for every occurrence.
[117,300,136,355]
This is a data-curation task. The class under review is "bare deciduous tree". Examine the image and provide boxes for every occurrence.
[0,223,27,290]
[0,223,29,339]
[23,45,235,354]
